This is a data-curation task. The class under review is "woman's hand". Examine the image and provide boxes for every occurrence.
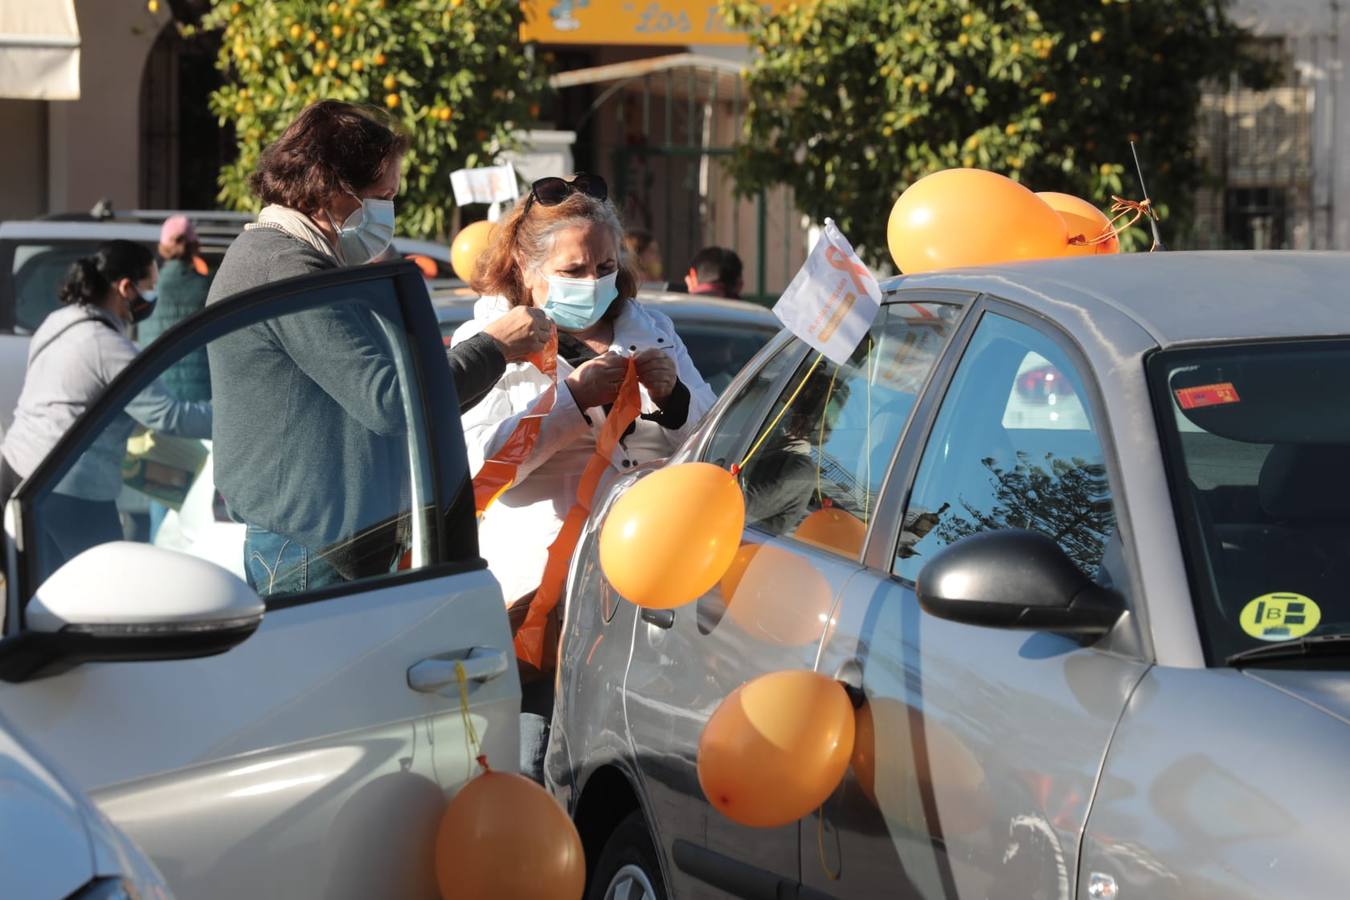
[634,348,678,402]
[565,352,629,409]
[482,306,553,362]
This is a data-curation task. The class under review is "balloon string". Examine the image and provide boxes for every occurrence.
[455,661,487,774]
[1067,196,1158,247]
[816,805,841,881]
[736,352,827,472]
[865,336,874,526]
[816,363,842,507]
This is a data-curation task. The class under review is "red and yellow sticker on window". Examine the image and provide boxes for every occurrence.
[1175,382,1241,410]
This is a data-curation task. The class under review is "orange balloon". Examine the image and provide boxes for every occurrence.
[450,220,497,282]
[600,462,745,609]
[723,543,834,646]
[435,769,584,900]
[793,507,867,556]
[699,670,856,828]
[407,253,440,279]
[887,168,1069,274]
[850,698,992,837]
[1036,191,1120,256]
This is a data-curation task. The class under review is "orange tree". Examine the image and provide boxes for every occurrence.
[192,0,548,238]
[722,0,1271,263]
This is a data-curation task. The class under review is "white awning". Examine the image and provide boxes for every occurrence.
[0,0,80,100]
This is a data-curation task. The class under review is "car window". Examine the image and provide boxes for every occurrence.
[894,312,1117,582]
[1151,341,1350,662]
[22,280,440,601]
[737,303,961,558]
[676,322,779,395]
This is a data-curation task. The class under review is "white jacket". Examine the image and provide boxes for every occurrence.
[454,295,717,606]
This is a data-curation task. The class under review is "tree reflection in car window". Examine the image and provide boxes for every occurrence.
[894,314,1116,581]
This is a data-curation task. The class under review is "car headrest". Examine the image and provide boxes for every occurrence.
[1258,444,1350,520]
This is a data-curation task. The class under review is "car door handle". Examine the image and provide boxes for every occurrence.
[640,607,675,629]
[407,648,510,694]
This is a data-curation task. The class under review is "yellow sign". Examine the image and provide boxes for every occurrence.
[1239,592,1321,642]
[521,0,783,46]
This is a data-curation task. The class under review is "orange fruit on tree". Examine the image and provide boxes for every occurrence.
[316,39,328,52]
[289,23,302,40]
[438,107,452,121]
[351,59,364,72]
[385,93,400,109]
[311,63,325,76]
[373,51,387,66]
[383,73,397,90]
[332,24,344,38]
[327,56,339,70]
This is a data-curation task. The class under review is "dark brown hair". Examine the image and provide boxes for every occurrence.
[249,100,410,214]
[472,191,638,311]
[60,240,154,306]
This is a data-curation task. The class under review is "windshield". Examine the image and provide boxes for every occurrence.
[1151,341,1350,664]
[434,313,777,396]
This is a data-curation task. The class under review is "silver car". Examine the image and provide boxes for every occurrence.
[550,251,1350,900]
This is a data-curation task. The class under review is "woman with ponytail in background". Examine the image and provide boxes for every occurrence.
[0,239,212,571]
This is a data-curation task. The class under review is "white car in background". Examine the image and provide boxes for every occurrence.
[0,708,170,899]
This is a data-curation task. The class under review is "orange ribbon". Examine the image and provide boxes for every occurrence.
[513,359,643,668]
[824,245,874,296]
[471,332,559,516]
[1067,196,1158,247]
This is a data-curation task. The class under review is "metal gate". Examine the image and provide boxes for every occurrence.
[555,54,806,302]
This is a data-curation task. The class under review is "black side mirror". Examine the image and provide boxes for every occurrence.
[915,530,1122,635]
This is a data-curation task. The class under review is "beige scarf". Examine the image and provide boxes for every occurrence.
[245,205,341,262]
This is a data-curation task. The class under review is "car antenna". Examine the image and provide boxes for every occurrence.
[1130,140,1166,252]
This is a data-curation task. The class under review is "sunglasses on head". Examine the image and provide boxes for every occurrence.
[523,173,608,214]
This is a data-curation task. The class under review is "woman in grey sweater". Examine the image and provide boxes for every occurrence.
[0,240,212,573]
[208,101,552,596]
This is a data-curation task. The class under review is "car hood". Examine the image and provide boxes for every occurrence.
[0,726,95,898]
[1246,669,1350,725]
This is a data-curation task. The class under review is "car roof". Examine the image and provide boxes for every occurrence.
[430,287,779,329]
[0,221,234,244]
[885,251,1350,347]
[1,220,451,260]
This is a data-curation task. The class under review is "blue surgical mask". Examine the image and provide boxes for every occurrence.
[541,271,619,331]
[130,289,158,323]
[334,197,396,266]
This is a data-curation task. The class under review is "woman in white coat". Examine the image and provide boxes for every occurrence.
[453,174,716,778]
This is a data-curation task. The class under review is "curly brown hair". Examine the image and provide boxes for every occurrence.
[249,101,410,214]
[471,189,638,312]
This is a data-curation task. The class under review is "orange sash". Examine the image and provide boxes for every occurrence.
[471,333,559,515]
[512,360,641,667]
[468,335,643,668]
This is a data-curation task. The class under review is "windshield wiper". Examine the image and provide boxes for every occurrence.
[1226,633,1350,667]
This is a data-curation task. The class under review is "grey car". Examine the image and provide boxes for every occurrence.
[549,251,1350,900]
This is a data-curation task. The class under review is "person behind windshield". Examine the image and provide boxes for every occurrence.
[453,172,717,779]
[0,240,212,572]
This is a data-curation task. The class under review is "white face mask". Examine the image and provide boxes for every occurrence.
[334,197,396,265]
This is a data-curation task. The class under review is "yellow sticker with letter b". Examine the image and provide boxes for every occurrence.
[1239,592,1321,642]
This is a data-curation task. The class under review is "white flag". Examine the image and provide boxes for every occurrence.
[450,163,519,206]
[773,218,882,366]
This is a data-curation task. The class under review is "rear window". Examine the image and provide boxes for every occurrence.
[4,240,227,333]
[674,322,778,395]
[1151,341,1350,663]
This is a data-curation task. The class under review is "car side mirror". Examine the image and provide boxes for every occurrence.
[915,530,1122,635]
[0,542,263,682]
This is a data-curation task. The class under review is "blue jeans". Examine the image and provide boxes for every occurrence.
[244,525,344,597]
